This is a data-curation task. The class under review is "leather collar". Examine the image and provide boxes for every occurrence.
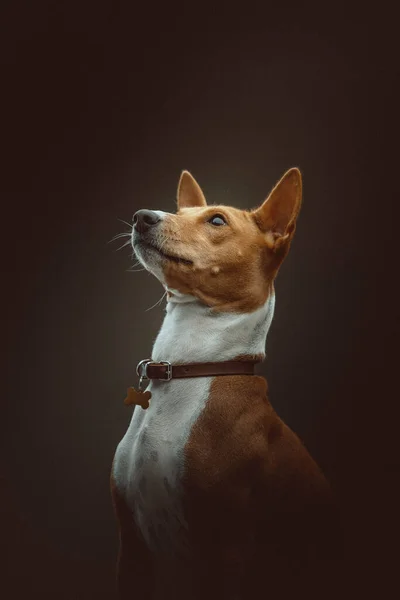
[136,358,261,383]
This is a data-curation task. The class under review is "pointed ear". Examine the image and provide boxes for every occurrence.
[177,171,207,209]
[253,168,302,251]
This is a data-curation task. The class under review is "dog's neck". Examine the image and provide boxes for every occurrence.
[151,290,276,365]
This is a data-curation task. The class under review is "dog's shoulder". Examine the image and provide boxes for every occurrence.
[183,372,332,512]
[183,375,275,492]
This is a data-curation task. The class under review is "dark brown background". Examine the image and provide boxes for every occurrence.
[2,2,399,598]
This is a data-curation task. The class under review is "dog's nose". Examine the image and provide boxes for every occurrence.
[133,209,161,233]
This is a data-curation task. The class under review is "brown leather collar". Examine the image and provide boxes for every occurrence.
[136,358,260,383]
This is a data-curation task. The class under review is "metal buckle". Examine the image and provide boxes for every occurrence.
[135,359,172,388]
[159,361,172,381]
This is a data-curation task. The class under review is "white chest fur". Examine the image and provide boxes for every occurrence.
[112,292,275,556]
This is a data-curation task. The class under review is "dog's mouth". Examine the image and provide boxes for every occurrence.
[138,240,193,266]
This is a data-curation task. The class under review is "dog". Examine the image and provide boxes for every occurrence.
[111,169,342,600]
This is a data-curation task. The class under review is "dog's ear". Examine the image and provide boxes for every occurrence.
[253,168,302,251]
[177,171,207,209]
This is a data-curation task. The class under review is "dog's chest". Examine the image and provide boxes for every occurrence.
[113,377,212,556]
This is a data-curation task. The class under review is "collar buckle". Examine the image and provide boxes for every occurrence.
[136,359,172,382]
[161,361,173,381]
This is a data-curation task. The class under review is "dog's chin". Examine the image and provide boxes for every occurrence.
[131,246,163,286]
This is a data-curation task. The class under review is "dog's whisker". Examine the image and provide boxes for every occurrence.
[114,240,132,252]
[108,232,132,244]
[157,236,169,254]
[118,218,133,229]
[113,232,132,239]
[145,290,167,312]
[128,255,144,269]
[126,266,146,273]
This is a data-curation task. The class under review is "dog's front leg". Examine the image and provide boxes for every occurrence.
[116,531,154,600]
[111,477,154,599]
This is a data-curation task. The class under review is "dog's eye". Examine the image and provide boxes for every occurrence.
[208,214,227,226]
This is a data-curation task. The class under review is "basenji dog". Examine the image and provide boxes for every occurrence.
[111,169,341,600]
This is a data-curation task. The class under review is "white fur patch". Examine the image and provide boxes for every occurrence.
[112,293,275,558]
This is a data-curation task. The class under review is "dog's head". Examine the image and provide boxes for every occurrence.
[132,169,302,312]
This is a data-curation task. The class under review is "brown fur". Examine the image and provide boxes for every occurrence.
[183,373,341,599]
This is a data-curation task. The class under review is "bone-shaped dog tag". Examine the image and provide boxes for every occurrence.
[124,387,151,409]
